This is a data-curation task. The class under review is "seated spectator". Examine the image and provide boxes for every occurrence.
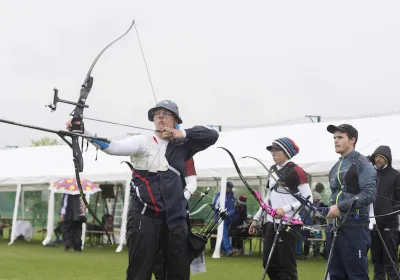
[231,195,249,253]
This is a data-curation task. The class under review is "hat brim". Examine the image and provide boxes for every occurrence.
[327,124,347,134]
[148,106,183,124]
[266,143,282,151]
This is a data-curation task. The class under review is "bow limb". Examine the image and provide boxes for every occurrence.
[243,155,331,217]
[70,19,135,127]
[73,159,104,228]
[242,156,273,175]
[217,147,302,225]
[84,20,135,84]
[70,20,135,244]
[71,120,111,242]
[70,19,135,171]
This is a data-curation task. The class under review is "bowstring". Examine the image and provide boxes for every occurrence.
[85,19,166,218]
[242,157,327,229]
[83,116,159,132]
[119,20,173,233]
[227,150,303,225]
[375,194,400,204]
[238,158,324,249]
[133,21,158,106]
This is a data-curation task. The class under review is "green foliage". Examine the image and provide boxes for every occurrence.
[0,192,15,218]
[23,190,48,225]
[31,137,61,147]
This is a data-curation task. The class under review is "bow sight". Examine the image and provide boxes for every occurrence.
[46,88,90,112]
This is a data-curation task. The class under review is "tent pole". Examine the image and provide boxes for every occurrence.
[212,176,227,258]
[42,189,55,246]
[8,183,22,245]
[116,177,131,253]
[21,189,25,219]
[81,193,90,250]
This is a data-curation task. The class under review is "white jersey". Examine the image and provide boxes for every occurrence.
[253,161,312,225]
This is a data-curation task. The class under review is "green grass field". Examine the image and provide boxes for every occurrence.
[0,237,377,280]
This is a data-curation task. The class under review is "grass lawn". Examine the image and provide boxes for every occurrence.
[0,238,377,280]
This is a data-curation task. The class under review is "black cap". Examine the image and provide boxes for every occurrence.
[227,181,234,188]
[327,124,358,141]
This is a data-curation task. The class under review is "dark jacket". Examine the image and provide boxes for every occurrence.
[130,126,219,229]
[329,150,377,227]
[371,145,400,228]
[231,203,247,230]
[60,194,85,222]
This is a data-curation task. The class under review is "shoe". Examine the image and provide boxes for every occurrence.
[64,247,73,252]
[234,249,242,255]
[226,249,236,257]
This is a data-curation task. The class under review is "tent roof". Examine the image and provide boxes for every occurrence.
[0,144,132,186]
[1,114,400,186]
[194,113,400,178]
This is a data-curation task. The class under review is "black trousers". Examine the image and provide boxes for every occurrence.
[152,249,164,280]
[371,227,399,280]
[126,211,190,280]
[231,227,250,251]
[263,222,299,280]
[61,220,82,251]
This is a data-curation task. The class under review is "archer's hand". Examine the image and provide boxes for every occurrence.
[275,208,286,219]
[249,220,259,235]
[160,128,184,140]
[327,205,341,219]
[66,120,72,131]
[66,119,82,132]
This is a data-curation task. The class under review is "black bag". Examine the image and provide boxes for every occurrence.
[188,231,208,263]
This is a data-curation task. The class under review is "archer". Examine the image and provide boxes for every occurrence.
[325,124,376,280]
[248,137,312,280]
[67,100,218,280]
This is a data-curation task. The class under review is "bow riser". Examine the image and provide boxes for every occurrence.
[71,76,93,119]
[218,147,303,225]
[49,21,135,245]
[252,188,303,225]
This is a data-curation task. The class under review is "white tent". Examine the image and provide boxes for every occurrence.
[194,113,400,178]
[3,114,400,184]
[0,144,132,250]
[1,114,400,253]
